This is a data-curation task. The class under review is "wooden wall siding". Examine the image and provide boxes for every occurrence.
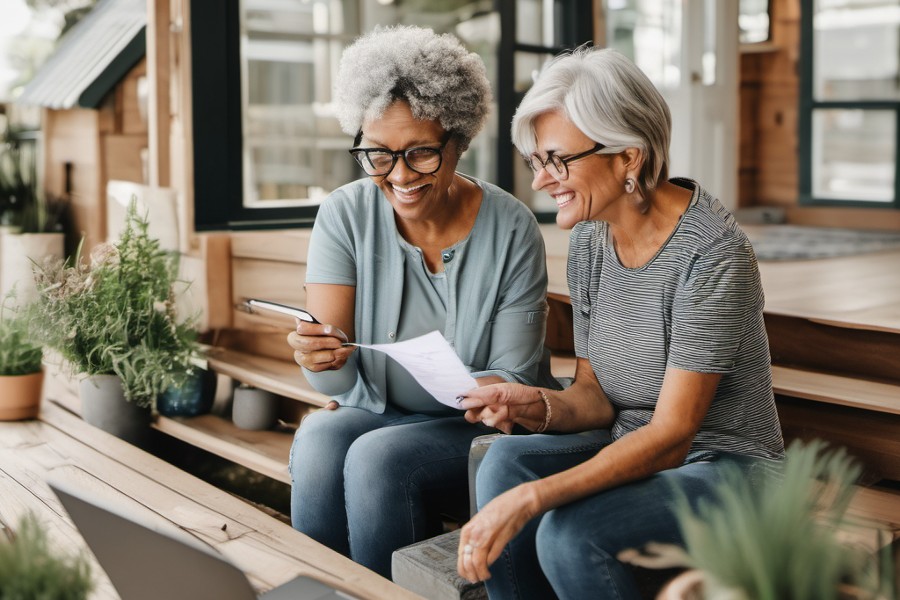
[785,206,900,231]
[748,0,801,206]
[738,51,762,207]
[43,107,104,255]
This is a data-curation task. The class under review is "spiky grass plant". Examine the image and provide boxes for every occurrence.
[625,440,894,600]
[31,199,199,407]
[0,292,42,376]
[0,513,93,599]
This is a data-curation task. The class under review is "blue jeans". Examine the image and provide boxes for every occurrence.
[476,432,766,600]
[289,405,488,578]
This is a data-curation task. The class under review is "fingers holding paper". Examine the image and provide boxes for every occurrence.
[288,320,355,372]
[458,383,548,434]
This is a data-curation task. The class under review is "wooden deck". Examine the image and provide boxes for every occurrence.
[542,224,900,335]
[0,401,420,600]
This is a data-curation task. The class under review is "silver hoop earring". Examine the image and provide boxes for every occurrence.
[624,178,636,194]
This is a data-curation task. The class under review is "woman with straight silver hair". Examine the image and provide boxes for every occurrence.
[287,25,558,579]
[455,47,783,599]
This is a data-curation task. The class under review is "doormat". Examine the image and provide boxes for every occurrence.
[745,225,900,261]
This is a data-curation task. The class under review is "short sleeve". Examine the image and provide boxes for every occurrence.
[668,238,764,373]
[305,193,357,286]
[566,221,604,359]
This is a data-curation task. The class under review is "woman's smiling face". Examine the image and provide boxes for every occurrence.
[360,100,460,224]
[530,110,623,230]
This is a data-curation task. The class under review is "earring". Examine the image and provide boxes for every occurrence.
[624,177,636,194]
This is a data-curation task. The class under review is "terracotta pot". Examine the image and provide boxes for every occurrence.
[0,370,44,420]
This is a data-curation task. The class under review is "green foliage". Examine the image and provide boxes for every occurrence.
[0,293,43,376]
[0,128,66,234]
[0,513,93,600]
[31,199,200,407]
[670,440,892,600]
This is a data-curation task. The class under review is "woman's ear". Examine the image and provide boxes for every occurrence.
[621,147,644,173]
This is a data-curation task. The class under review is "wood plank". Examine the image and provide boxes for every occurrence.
[230,230,312,263]
[772,366,900,415]
[232,257,306,310]
[777,398,900,482]
[154,414,294,484]
[23,402,420,599]
[206,347,330,407]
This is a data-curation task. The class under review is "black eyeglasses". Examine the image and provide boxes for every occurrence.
[349,134,451,177]
[526,142,607,181]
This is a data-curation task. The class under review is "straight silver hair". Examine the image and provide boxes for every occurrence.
[511,47,671,191]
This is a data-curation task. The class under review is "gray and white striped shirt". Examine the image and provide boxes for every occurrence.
[567,178,784,460]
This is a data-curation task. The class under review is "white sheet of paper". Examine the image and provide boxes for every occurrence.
[349,330,477,409]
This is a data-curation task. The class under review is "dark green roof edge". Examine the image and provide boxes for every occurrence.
[77,27,146,108]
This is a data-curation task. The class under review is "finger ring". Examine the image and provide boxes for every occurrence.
[463,544,474,555]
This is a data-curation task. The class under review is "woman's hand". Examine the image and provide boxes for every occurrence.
[287,320,355,375]
[457,483,542,583]
[458,383,546,434]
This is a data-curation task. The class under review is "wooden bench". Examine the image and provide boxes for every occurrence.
[0,400,419,599]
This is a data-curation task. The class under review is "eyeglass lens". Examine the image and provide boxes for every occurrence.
[527,154,569,180]
[354,147,443,176]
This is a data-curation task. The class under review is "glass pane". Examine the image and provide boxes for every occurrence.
[813,0,900,101]
[604,0,682,90]
[517,0,591,47]
[241,0,500,208]
[739,0,770,44]
[514,52,554,93]
[812,109,896,202]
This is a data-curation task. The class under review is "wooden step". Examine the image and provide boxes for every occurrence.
[153,414,293,484]
[206,346,331,407]
[772,365,900,416]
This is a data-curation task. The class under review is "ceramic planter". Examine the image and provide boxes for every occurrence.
[79,374,151,446]
[157,369,217,417]
[0,370,44,420]
[0,232,64,305]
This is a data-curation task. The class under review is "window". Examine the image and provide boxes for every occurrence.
[799,0,900,207]
[191,0,592,230]
[191,0,503,230]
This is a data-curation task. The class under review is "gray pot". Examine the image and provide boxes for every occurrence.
[232,386,279,430]
[79,374,151,446]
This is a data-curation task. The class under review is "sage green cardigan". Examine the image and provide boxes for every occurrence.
[302,176,558,414]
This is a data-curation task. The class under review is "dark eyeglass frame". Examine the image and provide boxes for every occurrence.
[349,133,451,177]
[526,142,607,180]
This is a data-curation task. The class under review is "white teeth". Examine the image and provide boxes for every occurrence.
[394,184,427,193]
[554,192,575,205]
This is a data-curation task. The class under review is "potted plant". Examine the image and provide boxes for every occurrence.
[622,440,895,600]
[0,292,44,420]
[0,512,93,599]
[30,199,200,443]
[0,126,68,305]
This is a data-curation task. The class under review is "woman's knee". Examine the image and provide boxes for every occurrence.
[289,408,369,482]
[343,427,411,493]
[474,436,539,507]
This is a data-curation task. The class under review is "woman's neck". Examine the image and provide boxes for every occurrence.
[607,181,692,268]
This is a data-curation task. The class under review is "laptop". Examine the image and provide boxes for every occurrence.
[48,478,357,600]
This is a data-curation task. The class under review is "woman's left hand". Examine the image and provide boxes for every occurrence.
[459,383,545,434]
[457,483,541,583]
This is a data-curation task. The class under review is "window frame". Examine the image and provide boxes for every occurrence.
[797,0,900,209]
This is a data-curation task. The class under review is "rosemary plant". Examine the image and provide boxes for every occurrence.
[665,440,892,600]
[31,200,199,407]
[0,513,93,600]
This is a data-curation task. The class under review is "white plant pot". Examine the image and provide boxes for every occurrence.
[0,232,64,305]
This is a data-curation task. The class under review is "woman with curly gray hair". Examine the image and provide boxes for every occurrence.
[286,26,558,578]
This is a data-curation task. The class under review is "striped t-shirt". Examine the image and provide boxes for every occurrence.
[567,178,784,460]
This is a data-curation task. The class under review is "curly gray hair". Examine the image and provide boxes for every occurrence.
[335,25,492,153]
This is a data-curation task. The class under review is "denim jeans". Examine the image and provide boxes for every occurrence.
[476,432,766,600]
[288,405,489,578]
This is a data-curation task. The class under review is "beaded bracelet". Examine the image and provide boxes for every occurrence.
[535,389,552,433]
